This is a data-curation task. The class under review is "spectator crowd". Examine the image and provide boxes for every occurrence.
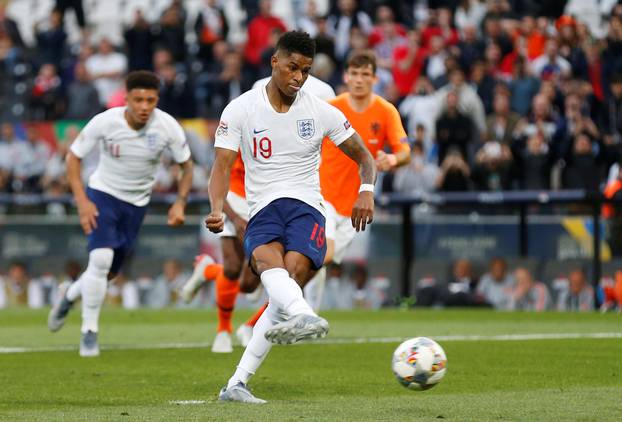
[0,258,217,309]
[4,255,622,311]
[3,0,622,199]
[412,256,622,311]
[0,258,393,310]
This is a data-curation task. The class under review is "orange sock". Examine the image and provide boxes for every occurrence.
[203,263,222,281]
[216,272,239,333]
[245,303,268,328]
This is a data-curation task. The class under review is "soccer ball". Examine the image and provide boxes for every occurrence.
[391,337,447,390]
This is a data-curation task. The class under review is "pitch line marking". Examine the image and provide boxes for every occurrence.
[1,332,621,354]
[169,400,207,405]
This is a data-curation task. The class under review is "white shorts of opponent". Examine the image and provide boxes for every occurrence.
[304,200,357,311]
[220,191,249,238]
[324,200,357,265]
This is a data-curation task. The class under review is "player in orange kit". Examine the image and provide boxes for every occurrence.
[305,50,411,307]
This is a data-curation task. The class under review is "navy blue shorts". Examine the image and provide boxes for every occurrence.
[244,198,327,270]
[87,188,147,274]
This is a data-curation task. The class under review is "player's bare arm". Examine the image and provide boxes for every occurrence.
[66,150,99,235]
[337,132,377,232]
[207,147,238,233]
[376,148,410,172]
[167,159,193,226]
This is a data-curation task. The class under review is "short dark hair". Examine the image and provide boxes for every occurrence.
[276,30,316,59]
[345,50,377,74]
[126,70,160,92]
[9,261,28,271]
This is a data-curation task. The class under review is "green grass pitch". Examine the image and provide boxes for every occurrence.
[0,308,621,421]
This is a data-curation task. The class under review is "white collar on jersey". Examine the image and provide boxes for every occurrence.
[261,84,301,114]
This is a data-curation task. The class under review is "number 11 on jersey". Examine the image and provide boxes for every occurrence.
[253,137,272,159]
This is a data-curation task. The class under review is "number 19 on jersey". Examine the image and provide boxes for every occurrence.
[253,137,272,159]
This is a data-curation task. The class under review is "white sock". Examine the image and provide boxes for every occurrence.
[304,266,326,312]
[66,279,82,302]
[227,302,285,388]
[303,277,317,306]
[260,268,316,317]
[81,248,113,333]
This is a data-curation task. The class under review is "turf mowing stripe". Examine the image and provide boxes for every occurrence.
[1,332,621,354]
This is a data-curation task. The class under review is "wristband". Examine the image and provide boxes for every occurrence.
[359,184,375,193]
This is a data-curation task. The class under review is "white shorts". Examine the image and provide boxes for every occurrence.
[220,191,249,238]
[324,201,357,264]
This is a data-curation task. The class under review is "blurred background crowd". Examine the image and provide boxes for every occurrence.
[5,254,620,311]
[3,0,622,199]
[0,257,396,310]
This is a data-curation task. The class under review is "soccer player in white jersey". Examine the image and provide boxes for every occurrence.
[253,68,337,311]
[47,71,193,357]
[206,31,376,403]
[180,72,336,353]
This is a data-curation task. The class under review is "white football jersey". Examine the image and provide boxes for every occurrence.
[215,86,355,218]
[70,107,191,206]
[252,75,336,101]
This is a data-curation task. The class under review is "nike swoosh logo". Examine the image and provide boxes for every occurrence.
[253,128,269,134]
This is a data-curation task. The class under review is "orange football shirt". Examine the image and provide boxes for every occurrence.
[320,93,409,216]
[229,152,245,198]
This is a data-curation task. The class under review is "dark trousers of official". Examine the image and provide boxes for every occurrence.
[55,0,86,28]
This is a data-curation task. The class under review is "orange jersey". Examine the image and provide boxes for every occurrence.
[603,179,622,219]
[320,93,409,216]
[229,153,246,198]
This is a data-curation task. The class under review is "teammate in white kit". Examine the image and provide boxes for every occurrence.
[206,31,376,403]
[47,71,193,357]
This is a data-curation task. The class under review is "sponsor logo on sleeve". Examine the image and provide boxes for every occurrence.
[216,120,228,136]
[343,120,351,130]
